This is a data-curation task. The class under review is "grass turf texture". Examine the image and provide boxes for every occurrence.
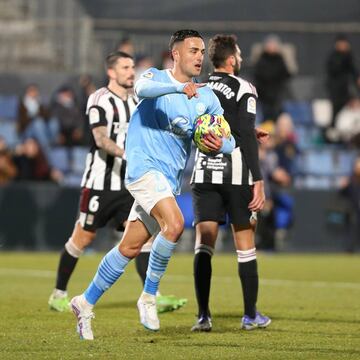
[1,253,360,360]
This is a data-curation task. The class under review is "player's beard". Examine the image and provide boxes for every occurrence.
[117,79,134,89]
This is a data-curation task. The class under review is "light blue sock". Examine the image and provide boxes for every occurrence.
[144,234,176,295]
[84,246,130,305]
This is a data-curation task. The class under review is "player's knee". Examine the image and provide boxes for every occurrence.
[163,217,184,240]
[72,226,96,250]
[118,242,142,259]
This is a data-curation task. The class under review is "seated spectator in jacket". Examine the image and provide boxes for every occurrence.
[51,86,83,146]
[335,97,360,148]
[254,35,291,122]
[13,138,63,182]
[0,137,17,185]
[274,113,299,178]
[17,84,59,154]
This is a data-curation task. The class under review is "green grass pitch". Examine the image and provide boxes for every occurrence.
[1,252,360,360]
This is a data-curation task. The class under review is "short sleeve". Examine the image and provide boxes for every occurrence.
[88,105,107,129]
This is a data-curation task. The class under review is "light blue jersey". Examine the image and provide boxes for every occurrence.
[125,67,224,195]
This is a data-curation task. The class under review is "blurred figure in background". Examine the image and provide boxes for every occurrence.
[51,86,83,147]
[17,84,59,155]
[134,54,155,82]
[13,138,63,182]
[326,34,360,130]
[340,156,360,252]
[254,35,291,122]
[0,137,17,185]
[77,74,97,146]
[274,113,299,178]
[334,97,360,148]
[257,121,293,251]
[116,37,135,56]
[160,50,173,69]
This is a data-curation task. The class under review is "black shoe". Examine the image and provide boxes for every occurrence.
[191,316,212,332]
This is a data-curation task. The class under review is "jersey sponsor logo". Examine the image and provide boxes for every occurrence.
[142,71,154,79]
[167,117,192,139]
[200,156,228,171]
[89,107,100,124]
[208,81,235,99]
[247,97,256,114]
[196,102,206,115]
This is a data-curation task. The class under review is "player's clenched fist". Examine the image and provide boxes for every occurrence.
[182,82,206,99]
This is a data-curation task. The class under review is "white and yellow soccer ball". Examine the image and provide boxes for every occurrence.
[193,114,231,154]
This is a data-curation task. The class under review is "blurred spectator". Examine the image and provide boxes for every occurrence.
[340,156,360,252]
[334,97,360,147]
[274,113,300,178]
[17,84,59,154]
[13,138,63,182]
[116,37,135,56]
[0,137,17,185]
[257,121,294,251]
[51,86,83,147]
[254,35,291,122]
[77,74,96,146]
[160,50,173,70]
[326,34,360,128]
[135,54,155,81]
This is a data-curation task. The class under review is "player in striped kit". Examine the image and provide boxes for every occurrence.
[190,34,271,331]
[48,51,137,311]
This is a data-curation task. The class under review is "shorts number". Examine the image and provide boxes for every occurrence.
[89,195,100,212]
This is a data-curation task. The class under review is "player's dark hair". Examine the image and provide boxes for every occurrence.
[105,51,133,69]
[169,29,203,51]
[208,34,238,68]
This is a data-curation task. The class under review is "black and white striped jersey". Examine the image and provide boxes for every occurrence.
[191,72,262,186]
[81,87,137,191]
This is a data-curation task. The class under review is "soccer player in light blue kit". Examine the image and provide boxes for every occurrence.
[70,29,235,340]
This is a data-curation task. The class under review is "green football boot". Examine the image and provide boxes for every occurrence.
[156,295,188,313]
[48,290,71,312]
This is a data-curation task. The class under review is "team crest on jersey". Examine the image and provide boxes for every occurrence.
[196,102,206,115]
[142,71,154,79]
[247,97,256,114]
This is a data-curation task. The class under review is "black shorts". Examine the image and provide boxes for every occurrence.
[191,183,253,226]
[78,187,134,232]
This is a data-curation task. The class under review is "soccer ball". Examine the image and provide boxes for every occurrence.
[193,114,231,154]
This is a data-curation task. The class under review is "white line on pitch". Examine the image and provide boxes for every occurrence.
[0,268,360,290]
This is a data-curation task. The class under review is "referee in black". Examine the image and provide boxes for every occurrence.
[190,34,271,331]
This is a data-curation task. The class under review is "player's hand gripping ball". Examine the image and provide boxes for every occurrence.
[193,114,231,154]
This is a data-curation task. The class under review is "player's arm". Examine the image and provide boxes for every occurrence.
[236,94,262,181]
[88,105,123,158]
[135,68,205,99]
[92,126,124,158]
[236,94,265,211]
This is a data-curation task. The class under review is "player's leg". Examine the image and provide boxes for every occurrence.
[136,196,183,329]
[49,188,110,312]
[135,239,152,285]
[135,237,188,313]
[71,216,151,340]
[190,183,225,332]
[126,171,184,331]
[227,185,271,330]
[191,221,218,332]
[48,221,95,311]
